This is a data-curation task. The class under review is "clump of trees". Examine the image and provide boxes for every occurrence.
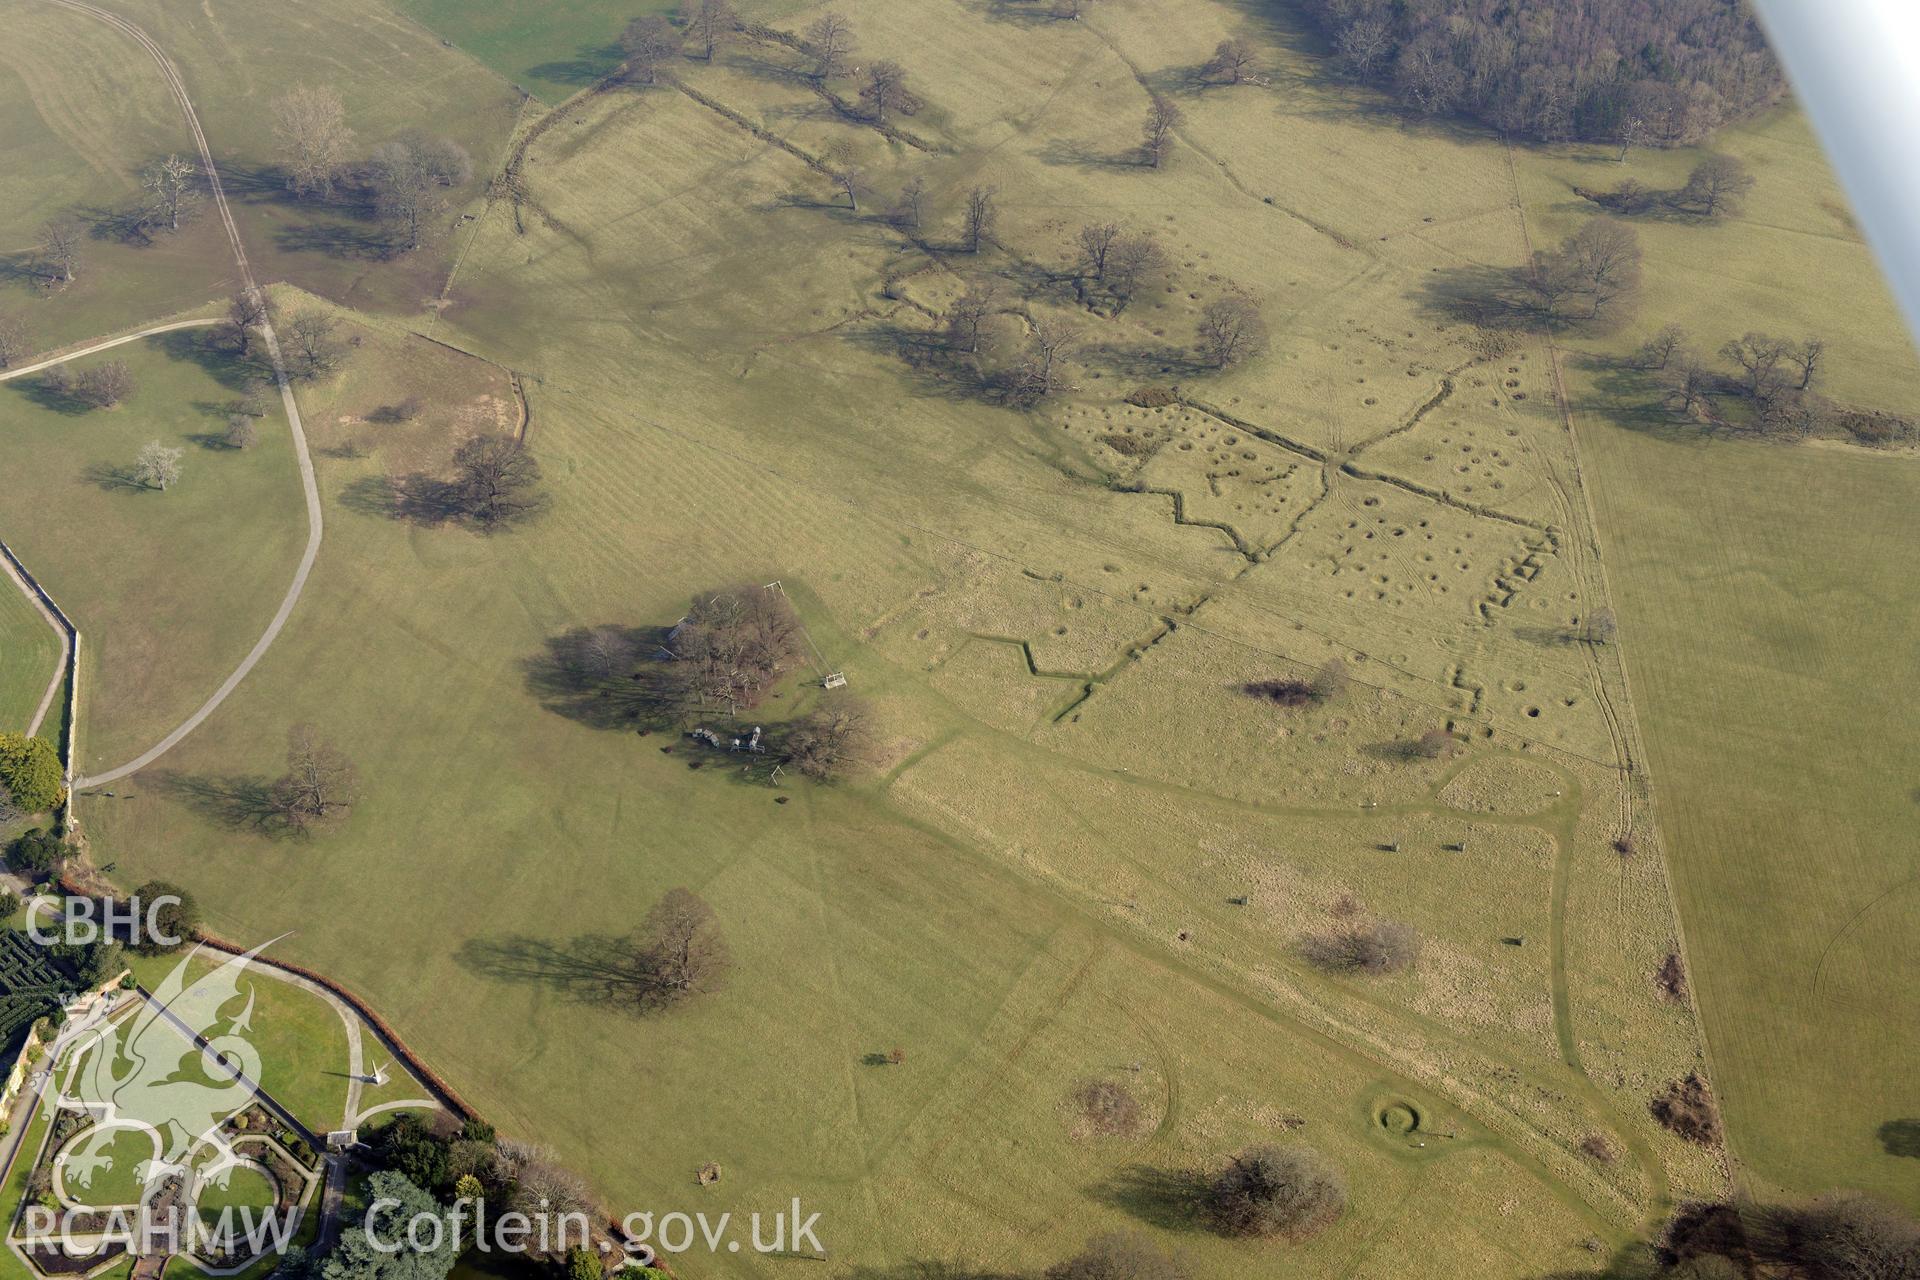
[273,85,354,199]
[1301,919,1420,975]
[671,586,806,710]
[1073,223,1166,314]
[1579,154,1756,219]
[1300,0,1783,146]
[269,723,359,833]
[1523,218,1643,326]
[133,441,185,491]
[782,695,878,781]
[1651,1072,1722,1145]
[1647,325,1835,439]
[1658,1191,1920,1276]
[1203,39,1259,86]
[1046,1232,1185,1280]
[5,827,67,880]
[1205,1144,1347,1240]
[128,881,199,954]
[368,132,472,252]
[0,734,65,815]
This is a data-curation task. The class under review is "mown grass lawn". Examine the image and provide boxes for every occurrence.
[0,333,305,775]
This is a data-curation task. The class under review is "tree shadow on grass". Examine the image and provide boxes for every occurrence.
[10,379,90,417]
[150,326,271,392]
[81,462,149,493]
[1879,1118,1920,1158]
[1086,1164,1211,1233]
[524,43,627,89]
[149,770,287,836]
[847,1264,1016,1280]
[522,626,691,732]
[455,934,677,1014]
[337,474,467,526]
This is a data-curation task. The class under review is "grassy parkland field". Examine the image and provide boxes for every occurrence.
[0,331,306,775]
[3,0,1914,1272]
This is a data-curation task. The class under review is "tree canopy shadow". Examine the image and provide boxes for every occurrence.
[455,934,680,1014]
[149,770,288,836]
[82,461,148,493]
[10,379,88,417]
[524,43,627,88]
[338,473,467,526]
[521,625,692,732]
[1879,1118,1920,1159]
[1086,1164,1211,1233]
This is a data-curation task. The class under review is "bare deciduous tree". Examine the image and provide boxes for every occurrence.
[1301,919,1419,975]
[141,154,201,233]
[271,724,359,831]
[226,291,275,357]
[817,140,865,212]
[454,435,543,529]
[1578,608,1618,645]
[1206,1145,1347,1240]
[684,0,736,61]
[1045,1233,1184,1280]
[224,414,259,449]
[369,132,472,252]
[783,695,879,781]
[1016,313,1080,399]
[39,217,82,284]
[892,174,927,230]
[1106,232,1166,308]
[806,12,856,81]
[272,85,353,200]
[1564,217,1642,320]
[0,314,30,369]
[1203,38,1258,85]
[75,360,135,409]
[1141,95,1181,168]
[945,283,999,356]
[673,586,804,708]
[285,310,346,379]
[961,184,998,253]
[1335,17,1392,78]
[621,15,681,84]
[1679,154,1754,218]
[1788,336,1824,391]
[1635,323,1688,370]
[1662,355,1714,419]
[1197,287,1268,367]
[859,60,921,124]
[1410,727,1453,759]
[1720,331,1792,399]
[1076,222,1121,283]
[635,887,731,1003]
[133,440,183,489]
[1308,658,1349,702]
